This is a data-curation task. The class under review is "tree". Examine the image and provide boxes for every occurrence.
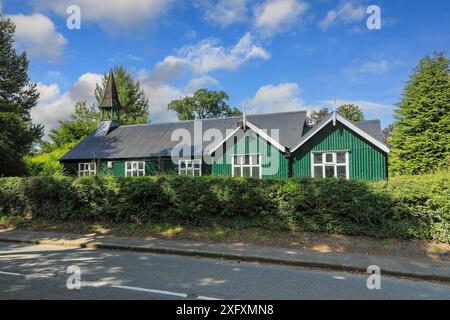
[390,53,450,175]
[26,141,78,177]
[95,66,149,125]
[338,104,365,122]
[168,89,242,120]
[44,102,99,151]
[308,108,330,125]
[382,124,394,147]
[28,102,98,176]
[0,15,43,176]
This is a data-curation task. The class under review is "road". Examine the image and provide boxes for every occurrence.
[0,242,449,300]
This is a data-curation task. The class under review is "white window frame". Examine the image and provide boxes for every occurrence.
[311,151,350,180]
[78,162,96,177]
[231,154,262,179]
[178,159,202,177]
[125,161,146,177]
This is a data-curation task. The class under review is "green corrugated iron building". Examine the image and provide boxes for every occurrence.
[61,73,390,181]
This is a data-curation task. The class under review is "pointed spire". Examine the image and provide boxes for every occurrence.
[99,70,121,111]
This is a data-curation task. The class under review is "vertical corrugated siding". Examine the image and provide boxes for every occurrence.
[212,130,288,178]
[292,122,387,181]
[96,159,178,177]
[98,161,125,176]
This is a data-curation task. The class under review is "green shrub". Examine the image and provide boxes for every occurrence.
[0,173,448,242]
[0,178,29,217]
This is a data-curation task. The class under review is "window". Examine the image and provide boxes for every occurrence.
[125,161,145,177]
[78,163,96,176]
[232,154,261,179]
[178,159,202,177]
[312,152,349,179]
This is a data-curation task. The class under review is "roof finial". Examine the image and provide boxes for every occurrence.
[243,103,247,129]
[333,96,337,126]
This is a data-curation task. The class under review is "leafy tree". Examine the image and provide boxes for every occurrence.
[382,124,394,147]
[338,104,365,122]
[308,108,330,125]
[26,142,78,177]
[168,89,242,120]
[29,103,98,176]
[0,15,43,176]
[390,53,450,175]
[95,66,149,125]
[43,102,98,151]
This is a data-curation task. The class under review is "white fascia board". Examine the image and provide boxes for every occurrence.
[336,114,390,153]
[291,113,390,154]
[290,116,334,153]
[208,121,286,155]
[246,121,286,153]
[208,127,241,155]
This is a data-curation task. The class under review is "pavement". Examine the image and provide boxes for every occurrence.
[1,242,449,300]
[0,229,449,283]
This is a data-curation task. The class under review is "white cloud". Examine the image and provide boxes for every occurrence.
[319,1,365,30]
[254,0,309,37]
[35,0,173,29]
[322,99,390,112]
[138,68,220,123]
[185,76,219,92]
[8,14,67,62]
[134,33,267,122]
[320,99,393,120]
[36,83,60,102]
[196,0,248,28]
[32,73,102,136]
[247,82,306,114]
[356,60,389,74]
[177,33,270,74]
[342,59,389,80]
[144,56,186,84]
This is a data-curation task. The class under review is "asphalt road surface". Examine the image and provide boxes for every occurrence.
[0,242,449,300]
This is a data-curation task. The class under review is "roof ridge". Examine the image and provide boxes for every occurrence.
[119,110,309,128]
[356,119,380,123]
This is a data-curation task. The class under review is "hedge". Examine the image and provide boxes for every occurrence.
[0,173,449,242]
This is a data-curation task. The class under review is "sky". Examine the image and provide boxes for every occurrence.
[2,0,450,136]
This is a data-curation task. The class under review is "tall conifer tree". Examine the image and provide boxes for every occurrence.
[390,53,450,174]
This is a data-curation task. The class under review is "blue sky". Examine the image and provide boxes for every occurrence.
[3,0,450,135]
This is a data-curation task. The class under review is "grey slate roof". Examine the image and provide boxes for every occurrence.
[354,120,384,142]
[61,111,387,161]
[61,111,307,161]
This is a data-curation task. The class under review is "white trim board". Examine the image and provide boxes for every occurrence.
[209,121,286,155]
[209,127,241,155]
[290,112,390,154]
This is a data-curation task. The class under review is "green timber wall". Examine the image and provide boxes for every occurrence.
[291,122,388,181]
[212,131,289,179]
[63,158,179,177]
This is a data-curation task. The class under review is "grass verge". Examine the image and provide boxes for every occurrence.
[0,215,448,263]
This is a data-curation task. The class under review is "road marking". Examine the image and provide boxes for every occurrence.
[0,270,24,277]
[197,295,221,300]
[111,284,221,300]
[1,270,221,300]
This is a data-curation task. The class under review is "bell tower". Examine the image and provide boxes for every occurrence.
[100,70,121,122]
[95,70,121,136]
